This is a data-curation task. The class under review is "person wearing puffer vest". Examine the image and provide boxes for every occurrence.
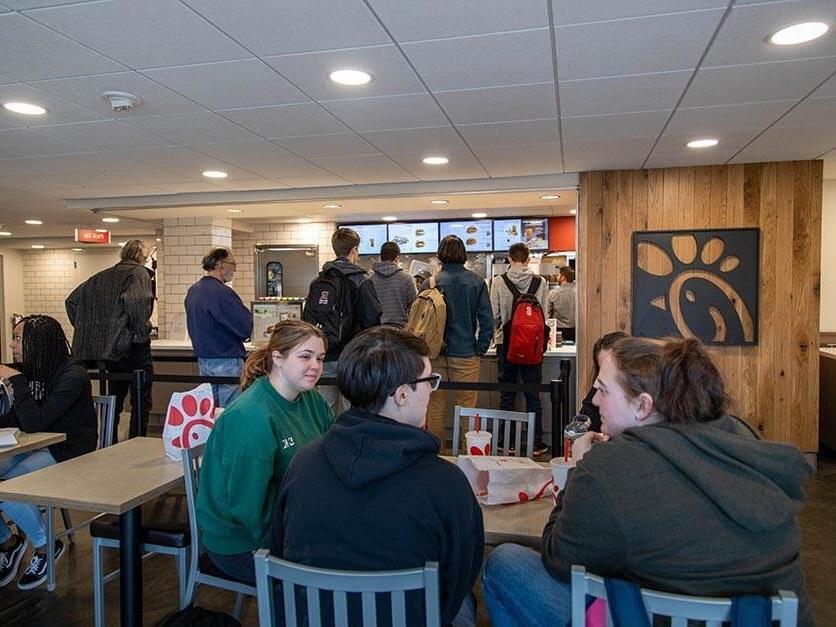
[369,241,417,328]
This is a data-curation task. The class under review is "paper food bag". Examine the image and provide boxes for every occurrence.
[163,383,216,461]
[457,455,553,505]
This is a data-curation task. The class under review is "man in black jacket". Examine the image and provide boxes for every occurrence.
[271,327,483,626]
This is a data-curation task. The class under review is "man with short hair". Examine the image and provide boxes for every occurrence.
[548,266,576,343]
[369,241,417,327]
[271,327,483,626]
[185,247,253,407]
[490,242,550,456]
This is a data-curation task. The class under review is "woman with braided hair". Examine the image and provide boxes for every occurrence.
[196,319,332,584]
[0,315,96,590]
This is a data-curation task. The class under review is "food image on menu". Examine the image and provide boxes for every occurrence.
[466,226,478,234]
[416,241,426,248]
[521,218,549,250]
[392,235,408,245]
[387,222,439,254]
[440,219,493,252]
[466,238,477,245]
[492,218,522,251]
[415,228,425,236]
[343,223,388,255]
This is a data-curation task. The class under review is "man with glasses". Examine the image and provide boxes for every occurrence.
[185,247,253,407]
[271,327,484,626]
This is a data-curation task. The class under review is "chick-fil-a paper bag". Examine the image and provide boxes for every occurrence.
[163,383,216,461]
[457,455,553,505]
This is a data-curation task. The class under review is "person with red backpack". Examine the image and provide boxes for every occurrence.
[489,242,550,456]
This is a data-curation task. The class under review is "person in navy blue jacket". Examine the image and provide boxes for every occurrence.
[185,247,253,406]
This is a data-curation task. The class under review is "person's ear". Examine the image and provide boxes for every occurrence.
[271,350,284,369]
[392,384,409,408]
[635,393,655,421]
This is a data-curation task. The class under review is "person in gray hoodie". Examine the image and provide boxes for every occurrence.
[369,241,417,327]
[483,336,813,627]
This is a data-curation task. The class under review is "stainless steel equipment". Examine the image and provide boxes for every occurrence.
[254,245,319,298]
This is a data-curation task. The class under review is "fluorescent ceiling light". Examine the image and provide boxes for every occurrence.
[31,244,44,249]
[0,231,11,236]
[72,248,83,252]
[430,200,449,205]
[472,212,488,219]
[202,170,228,178]
[422,156,449,165]
[3,102,46,115]
[382,216,397,222]
[329,69,372,85]
[102,217,120,223]
[226,209,242,213]
[25,219,43,225]
[769,22,829,45]
[686,138,719,149]
[298,218,312,223]
[540,194,561,200]
[95,228,108,233]
[570,209,577,215]
[322,203,342,209]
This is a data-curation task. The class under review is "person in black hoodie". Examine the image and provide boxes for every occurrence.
[271,327,484,627]
[0,315,97,590]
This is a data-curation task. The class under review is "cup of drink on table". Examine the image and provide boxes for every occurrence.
[465,413,492,455]
[563,414,591,461]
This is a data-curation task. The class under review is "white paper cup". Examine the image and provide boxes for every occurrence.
[465,430,492,456]
[549,457,574,494]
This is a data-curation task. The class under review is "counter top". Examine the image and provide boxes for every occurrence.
[821,347,836,360]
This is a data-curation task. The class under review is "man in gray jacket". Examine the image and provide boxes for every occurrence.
[369,242,417,328]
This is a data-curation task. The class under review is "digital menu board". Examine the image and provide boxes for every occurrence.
[344,223,389,256]
[439,220,493,252]
[493,218,522,251]
[387,222,439,255]
[521,218,549,250]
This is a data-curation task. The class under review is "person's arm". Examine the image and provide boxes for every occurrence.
[489,279,503,333]
[475,281,494,355]
[122,269,154,340]
[224,440,279,545]
[209,288,253,340]
[354,279,382,332]
[403,275,417,316]
[65,283,82,326]
[2,367,89,433]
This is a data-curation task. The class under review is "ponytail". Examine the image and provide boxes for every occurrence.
[240,345,272,391]
[655,338,729,424]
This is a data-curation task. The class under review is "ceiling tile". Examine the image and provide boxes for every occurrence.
[274,173,352,188]
[34,120,174,150]
[387,148,489,180]
[666,100,795,135]
[703,0,836,68]
[321,93,449,132]
[559,71,690,115]
[729,145,827,164]
[181,0,389,56]
[185,140,334,179]
[219,103,348,139]
[307,154,418,184]
[682,57,836,107]
[556,9,724,80]
[24,0,249,68]
[401,29,554,91]
[562,136,655,171]
[142,59,308,110]
[367,0,549,41]
[458,119,560,147]
[0,83,109,127]
[552,0,727,26]
[474,142,563,177]
[435,83,557,124]
[811,72,836,98]
[644,149,739,168]
[775,96,836,127]
[0,13,125,81]
[5,0,101,7]
[274,133,380,159]
[360,126,468,154]
[122,112,257,144]
[264,45,425,101]
[561,111,669,141]
[0,128,85,157]
[744,123,836,151]
[61,184,171,199]
[655,129,762,153]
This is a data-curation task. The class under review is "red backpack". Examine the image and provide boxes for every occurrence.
[501,274,548,365]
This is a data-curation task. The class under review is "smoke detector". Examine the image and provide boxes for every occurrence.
[102,91,141,113]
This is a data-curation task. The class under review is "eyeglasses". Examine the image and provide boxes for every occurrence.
[407,373,442,391]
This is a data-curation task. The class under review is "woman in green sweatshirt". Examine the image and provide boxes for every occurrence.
[196,319,332,584]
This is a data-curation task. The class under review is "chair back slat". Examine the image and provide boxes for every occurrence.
[452,406,536,457]
[306,586,321,627]
[361,591,377,627]
[92,395,116,449]
[334,590,349,625]
[671,617,687,627]
[391,590,407,627]
[283,580,298,627]
[706,620,722,627]
[180,446,205,558]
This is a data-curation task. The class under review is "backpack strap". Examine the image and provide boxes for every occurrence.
[501,273,522,300]
[526,275,541,296]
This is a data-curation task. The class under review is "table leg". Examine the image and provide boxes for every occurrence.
[119,507,142,627]
[46,506,55,592]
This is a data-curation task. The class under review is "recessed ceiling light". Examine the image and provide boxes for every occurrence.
[298,218,312,224]
[329,69,372,86]
[686,138,719,149]
[72,248,83,252]
[430,199,449,205]
[155,237,162,242]
[25,219,43,225]
[322,203,342,209]
[0,231,10,236]
[422,156,449,165]
[102,217,120,223]
[540,194,560,200]
[3,102,46,115]
[95,229,108,233]
[202,170,228,178]
[769,22,829,46]
[570,209,577,215]
[472,212,488,219]
[31,244,44,249]
[226,208,242,213]
[117,241,127,247]
[382,216,398,222]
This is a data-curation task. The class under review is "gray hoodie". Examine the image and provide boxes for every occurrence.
[489,266,549,346]
[369,260,417,327]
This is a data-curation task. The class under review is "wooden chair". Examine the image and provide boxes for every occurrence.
[253,549,441,627]
[451,406,535,458]
[570,565,798,627]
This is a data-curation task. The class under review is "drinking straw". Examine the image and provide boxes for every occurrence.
[475,413,481,433]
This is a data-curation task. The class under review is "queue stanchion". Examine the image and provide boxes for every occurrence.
[130,369,145,439]
[559,359,572,436]
[550,378,561,456]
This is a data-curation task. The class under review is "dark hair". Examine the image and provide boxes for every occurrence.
[15,315,71,398]
[332,228,360,258]
[559,266,575,282]
[241,320,326,390]
[337,327,430,413]
[380,241,400,262]
[592,331,630,378]
[508,242,529,263]
[202,247,233,271]
[437,235,466,264]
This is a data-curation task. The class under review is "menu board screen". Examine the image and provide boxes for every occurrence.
[387,222,439,254]
[439,220,493,252]
[521,218,549,250]
[493,219,522,251]
[344,224,388,256]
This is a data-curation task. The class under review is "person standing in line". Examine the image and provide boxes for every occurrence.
[65,239,154,440]
[548,266,576,343]
[422,235,493,447]
[185,247,253,407]
[369,241,417,328]
[490,242,550,456]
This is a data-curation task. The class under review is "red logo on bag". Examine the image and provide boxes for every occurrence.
[169,392,214,449]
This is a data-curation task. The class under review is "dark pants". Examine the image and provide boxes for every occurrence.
[105,341,153,441]
[496,345,544,446]
[207,550,256,586]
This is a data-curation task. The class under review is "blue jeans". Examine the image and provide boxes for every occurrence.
[496,346,544,445]
[0,449,57,548]
[198,357,244,407]
[207,550,255,586]
[482,544,572,627]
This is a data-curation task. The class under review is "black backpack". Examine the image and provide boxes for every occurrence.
[158,606,240,627]
[302,267,357,356]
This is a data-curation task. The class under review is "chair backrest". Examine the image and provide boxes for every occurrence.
[253,549,441,627]
[570,565,798,627]
[92,395,116,449]
[181,444,206,559]
[451,406,535,457]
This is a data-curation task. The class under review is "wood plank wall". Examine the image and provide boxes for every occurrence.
[578,162,822,451]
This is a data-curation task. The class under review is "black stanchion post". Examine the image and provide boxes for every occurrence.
[98,362,107,396]
[550,378,561,456]
[130,369,144,439]
[559,359,572,436]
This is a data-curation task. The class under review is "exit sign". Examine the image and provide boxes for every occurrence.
[75,228,111,244]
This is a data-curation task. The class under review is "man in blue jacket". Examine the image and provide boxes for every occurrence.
[185,247,253,406]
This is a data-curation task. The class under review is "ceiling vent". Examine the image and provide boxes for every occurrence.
[102,91,141,113]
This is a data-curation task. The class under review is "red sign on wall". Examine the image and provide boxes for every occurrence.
[74,228,111,244]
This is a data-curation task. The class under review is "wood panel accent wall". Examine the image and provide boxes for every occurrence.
[578,162,822,451]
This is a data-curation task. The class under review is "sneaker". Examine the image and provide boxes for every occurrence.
[533,443,550,457]
[17,539,64,590]
[0,535,28,588]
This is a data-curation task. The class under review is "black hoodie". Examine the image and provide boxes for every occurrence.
[271,408,484,626]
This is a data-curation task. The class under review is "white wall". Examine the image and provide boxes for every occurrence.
[822,180,836,331]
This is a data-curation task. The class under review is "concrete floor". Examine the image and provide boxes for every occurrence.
[1,449,834,626]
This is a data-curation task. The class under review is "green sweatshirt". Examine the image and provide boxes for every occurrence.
[197,376,332,554]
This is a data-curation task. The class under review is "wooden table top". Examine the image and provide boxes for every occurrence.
[0,437,183,514]
[0,432,66,460]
